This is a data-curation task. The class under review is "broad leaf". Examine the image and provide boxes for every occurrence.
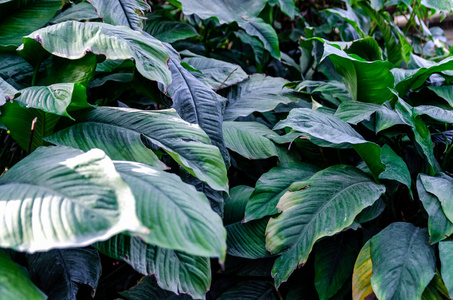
[218,280,278,300]
[45,107,228,192]
[335,101,404,133]
[113,161,226,259]
[352,240,374,300]
[0,146,143,252]
[95,234,210,299]
[26,248,101,299]
[439,240,453,297]
[0,0,64,49]
[417,175,453,244]
[18,21,172,88]
[182,56,247,90]
[379,144,411,189]
[314,230,362,300]
[419,173,453,224]
[223,121,278,160]
[224,74,300,121]
[266,165,385,287]
[421,0,452,12]
[268,0,299,19]
[88,0,150,30]
[370,222,436,300]
[244,163,319,222]
[121,276,192,300]
[414,105,453,124]
[274,108,385,179]
[428,85,453,108]
[241,17,280,59]
[321,43,394,104]
[144,18,198,43]
[50,2,99,23]
[0,250,46,299]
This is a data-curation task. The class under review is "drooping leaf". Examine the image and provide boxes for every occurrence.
[18,21,172,88]
[274,108,385,180]
[321,43,394,104]
[217,280,278,300]
[182,56,247,90]
[266,165,385,287]
[121,276,192,300]
[0,250,46,300]
[439,239,453,297]
[335,101,404,133]
[379,144,411,189]
[26,248,101,299]
[428,85,453,108]
[224,74,300,121]
[144,18,198,43]
[421,272,450,300]
[45,107,228,192]
[113,161,226,259]
[414,105,453,124]
[419,173,453,224]
[50,2,100,23]
[223,121,278,160]
[0,0,64,49]
[0,146,144,253]
[314,230,362,300]
[95,234,210,299]
[240,17,280,59]
[352,240,375,300]
[268,0,299,19]
[88,0,150,30]
[244,163,320,222]
[370,222,436,300]
[417,175,453,244]
[326,6,366,38]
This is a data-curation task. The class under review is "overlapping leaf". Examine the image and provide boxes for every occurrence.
[88,0,150,30]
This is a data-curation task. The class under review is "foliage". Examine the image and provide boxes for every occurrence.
[1,0,453,299]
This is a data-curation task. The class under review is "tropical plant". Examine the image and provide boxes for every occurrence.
[1,0,453,299]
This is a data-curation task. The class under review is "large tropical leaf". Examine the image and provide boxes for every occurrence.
[417,175,453,244]
[244,163,320,222]
[144,17,198,44]
[50,2,99,23]
[95,234,210,299]
[314,230,362,300]
[182,56,247,90]
[223,121,278,160]
[45,107,228,192]
[439,240,453,297]
[224,74,301,121]
[266,165,385,287]
[352,240,375,300]
[0,0,64,49]
[419,173,453,224]
[177,0,280,58]
[217,281,278,300]
[26,248,101,299]
[274,108,385,180]
[370,222,436,300]
[321,43,394,104]
[379,144,411,189]
[268,0,299,19]
[113,161,226,259]
[88,0,150,30]
[0,146,144,252]
[18,21,171,88]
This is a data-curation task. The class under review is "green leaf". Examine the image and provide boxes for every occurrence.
[18,21,172,88]
[241,17,280,59]
[422,272,450,300]
[144,19,198,44]
[352,240,375,300]
[266,165,385,287]
[0,52,35,89]
[182,56,247,90]
[428,85,453,108]
[335,101,404,133]
[314,230,362,300]
[113,161,226,259]
[244,163,320,222]
[218,280,278,300]
[50,2,100,23]
[268,0,299,19]
[223,121,278,160]
[121,276,192,300]
[379,144,411,189]
[439,239,453,297]
[326,7,366,38]
[26,248,101,299]
[45,107,228,192]
[321,43,394,104]
[293,80,352,105]
[419,173,453,224]
[88,0,150,30]
[395,98,440,173]
[0,250,46,299]
[274,108,385,180]
[0,146,144,252]
[0,0,64,49]
[0,77,17,99]
[421,0,452,12]
[395,56,453,98]
[417,175,453,244]
[414,105,453,124]
[95,234,210,299]
[370,222,436,300]
[224,74,300,121]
